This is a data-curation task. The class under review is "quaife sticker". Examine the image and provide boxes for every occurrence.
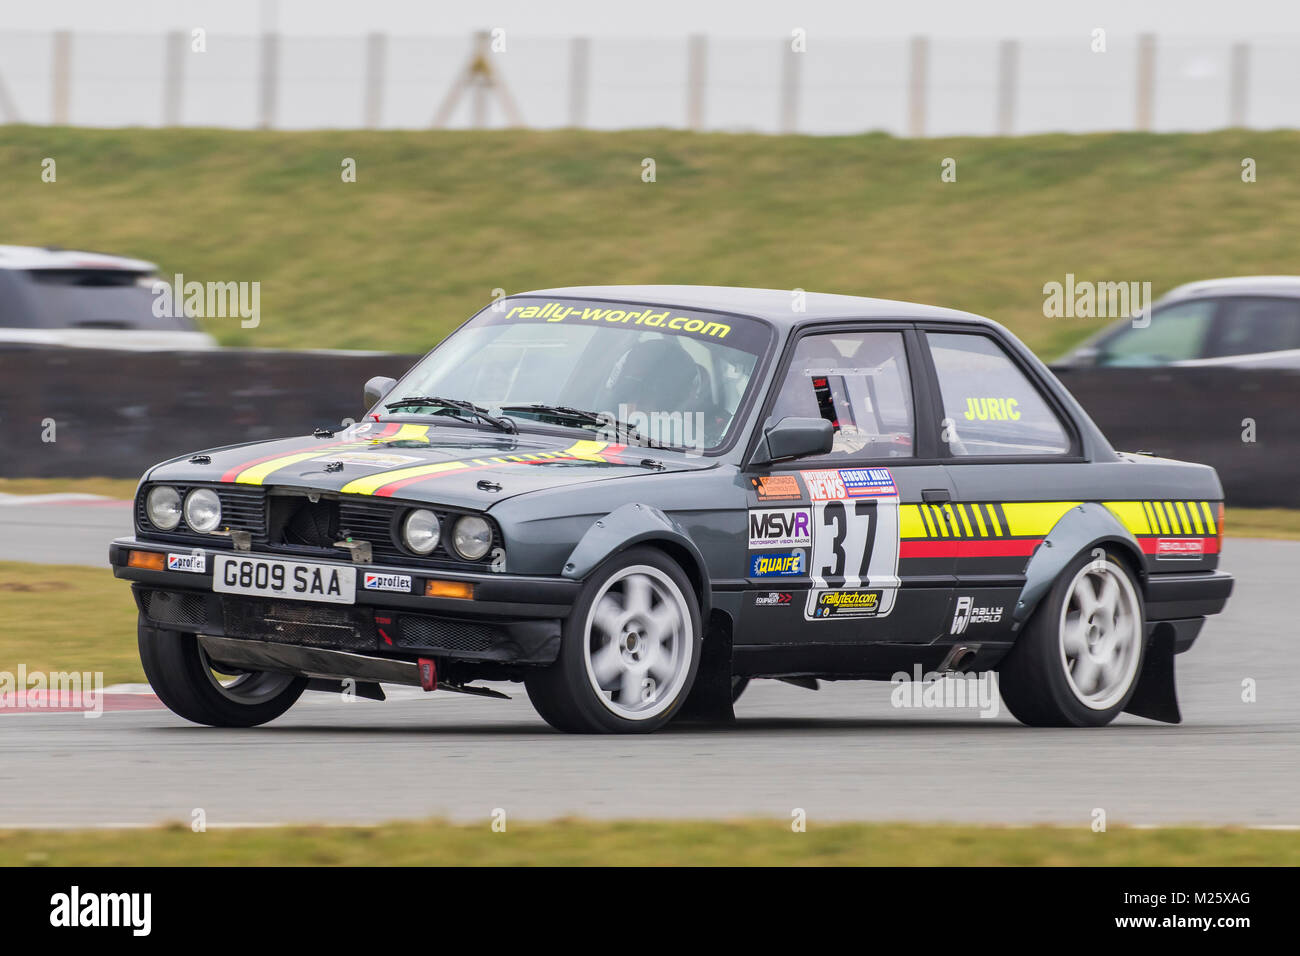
[750,551,805,577]
[363,572,412,592]
[748,508,812,548]
[167,552,206,573]
[808,589,883,618]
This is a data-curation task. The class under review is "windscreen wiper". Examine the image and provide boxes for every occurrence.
[383,396,517,434]
[499,404,652,446]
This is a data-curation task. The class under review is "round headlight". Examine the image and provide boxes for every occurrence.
[145,486,182,531]
[183,488,223,533]
[452,515,493,561]
[402,509,441,555]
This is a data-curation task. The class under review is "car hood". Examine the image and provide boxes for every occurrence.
[146,420,712,509]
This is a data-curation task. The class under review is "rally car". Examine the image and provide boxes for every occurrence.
[110,286,1234,733]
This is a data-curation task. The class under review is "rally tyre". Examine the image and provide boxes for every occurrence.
[526,547,702,733]
[138,617,307,727]
[998,549,1146,727]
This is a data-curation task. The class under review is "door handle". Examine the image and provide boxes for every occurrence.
[921,488,951,503]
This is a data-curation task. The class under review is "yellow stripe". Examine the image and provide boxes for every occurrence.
[899,504,929,539]
[338,440,607,496]
[941,504,960,537]
[1162,501,1181,534]
[1103,501,1152,536]
[368,423,430,444]
[1000,501,1079,537]
[565,440,611,461]
[235,452,332,485]
[1184,501,1204,535]
[1201,501,1217,534]
[1174,501,1192,535]
[985,503,1003,537]
[956,503,975,537]
[971,504,989,537]
[1151,501,1170,534]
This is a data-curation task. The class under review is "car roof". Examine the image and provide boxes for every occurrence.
[1161,275,1300,302]
[0,244,157,273]
[517,285,991,328]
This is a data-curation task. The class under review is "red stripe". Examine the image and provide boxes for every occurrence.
[218,423,399,482]
[900,538,1043,559]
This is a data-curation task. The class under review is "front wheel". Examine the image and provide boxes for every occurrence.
[138,619,307,727]
[526,547,702,733]
[998,549,1146,727]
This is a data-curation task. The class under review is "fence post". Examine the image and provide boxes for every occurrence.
[162,30,185,126]
[51,30,71,124]
[364,32,386,128]
[568,36,589,127]
[1228,41,1249,127]
[258,31,280,129]
[996,39,1018,136]
[686,34,706,131]
[779,39,800,133]
[907,36,928,137]
[1135,33,1156,131]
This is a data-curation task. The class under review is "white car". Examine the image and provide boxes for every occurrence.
[1054,276,1300,369]
[0,245,217,350]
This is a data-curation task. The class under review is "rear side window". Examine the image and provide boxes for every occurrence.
[1097,300,1213,366]
[1209,296,1300,357]
[927,332,1070,457]
[769,330,914,460]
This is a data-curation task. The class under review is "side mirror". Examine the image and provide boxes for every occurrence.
[748,416,834,467]
[363,375,397,413]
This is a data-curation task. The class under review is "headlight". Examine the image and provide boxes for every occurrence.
[145,486,182,531]
[452,515,492,561]
[402,509,441,554]
[183,488,222,533]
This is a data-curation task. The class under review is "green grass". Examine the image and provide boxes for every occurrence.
[3,126,1296,356]
[0,561,142,685]
[0,477,138,499]
[2,820,1295,866]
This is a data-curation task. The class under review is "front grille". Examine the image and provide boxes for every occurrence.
[397,615,504,653]
[272,495,339,548]
[141,588,206,628]
[136,484,267,541]
[222,597,377,651]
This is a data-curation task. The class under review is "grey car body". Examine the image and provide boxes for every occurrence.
[111,286,1233,732]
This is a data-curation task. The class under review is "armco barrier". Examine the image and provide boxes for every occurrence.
[2,350,1297,508]
[0,348,419,480]
[1053,366,1300,509]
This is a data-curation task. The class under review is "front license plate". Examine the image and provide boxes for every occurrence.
[212,554,356,605]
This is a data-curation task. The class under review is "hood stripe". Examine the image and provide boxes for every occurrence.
[223,422,412,485]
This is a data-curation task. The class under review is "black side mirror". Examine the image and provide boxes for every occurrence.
[363,375,397,413]
[748,416,834,467]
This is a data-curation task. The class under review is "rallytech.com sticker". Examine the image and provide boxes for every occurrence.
[806,588,883,619]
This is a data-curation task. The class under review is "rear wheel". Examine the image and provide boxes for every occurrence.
[998,549,1146,727]
[526,547,702,733]
[139,618,306,727]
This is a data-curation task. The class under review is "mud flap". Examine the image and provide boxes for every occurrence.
[676,611,735,723]
[1122,630,1181,724]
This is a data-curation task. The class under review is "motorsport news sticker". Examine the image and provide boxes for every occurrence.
[840,467,897,497]
[750,474,803,501]
[1155,538,1206,558]
[748,508,812,548]
[363,572,412,592]
[166,552,206,573]
[754,591,793,606]
[750,550,806,577]
[807,588,884,619]
[314,453,424,467]
[801,469,847,501]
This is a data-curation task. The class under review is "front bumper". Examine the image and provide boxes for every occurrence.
[110,536,573,666]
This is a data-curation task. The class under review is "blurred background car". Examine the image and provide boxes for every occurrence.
[1053,276,1300,369]
[0,245,216,350]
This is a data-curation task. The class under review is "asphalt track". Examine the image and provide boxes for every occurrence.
[0,498,1295,827]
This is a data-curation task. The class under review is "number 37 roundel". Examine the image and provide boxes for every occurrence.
[800,468,901,621]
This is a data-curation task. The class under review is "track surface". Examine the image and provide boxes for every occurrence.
[0,501,1294,827]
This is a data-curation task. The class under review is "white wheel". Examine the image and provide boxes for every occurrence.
[1057,558,1143,710]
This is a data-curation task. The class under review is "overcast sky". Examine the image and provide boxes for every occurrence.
[5,0,1300,38]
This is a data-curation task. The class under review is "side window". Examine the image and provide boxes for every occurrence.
[769,330,913,459]
[1097,300,1214,366]
[1209,297,1300,358]
[927,332,1070,457]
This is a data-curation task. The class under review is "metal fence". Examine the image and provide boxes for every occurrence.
[0,29,1291,135]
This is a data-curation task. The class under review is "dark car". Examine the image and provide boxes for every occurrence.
[110,286,1233,733]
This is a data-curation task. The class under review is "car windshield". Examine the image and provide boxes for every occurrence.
[389,298,772,450]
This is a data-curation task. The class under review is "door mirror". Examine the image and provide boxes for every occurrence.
[363,375,397,412]
[749,416,834,467]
